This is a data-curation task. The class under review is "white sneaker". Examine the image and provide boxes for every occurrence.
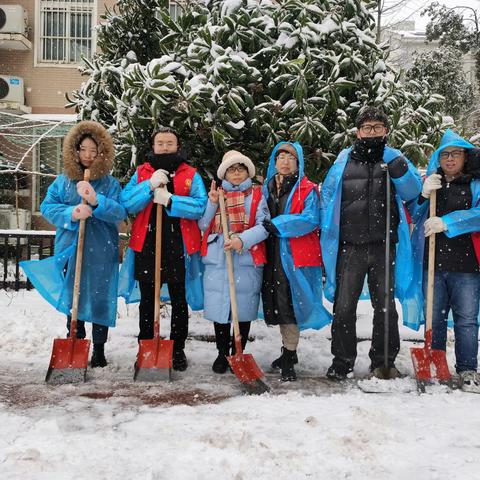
[459,371,480,394]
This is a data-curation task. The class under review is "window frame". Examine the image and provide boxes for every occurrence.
[34,0,98,68]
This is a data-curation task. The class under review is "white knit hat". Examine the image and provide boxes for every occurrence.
[217,150,255,180]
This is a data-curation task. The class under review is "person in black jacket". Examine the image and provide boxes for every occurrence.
[321,107,422,380]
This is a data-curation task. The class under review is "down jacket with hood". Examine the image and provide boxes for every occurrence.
[21,121,127,327]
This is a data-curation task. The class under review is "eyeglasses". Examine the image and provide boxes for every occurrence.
[276,152,296,162]
[226,164,248,174]
[439,149,465,160]
[360,124,386,134]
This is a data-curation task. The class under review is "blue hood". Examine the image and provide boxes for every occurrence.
[426,129,475,175]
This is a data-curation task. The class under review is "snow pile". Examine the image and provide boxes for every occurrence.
[0,289,477,479]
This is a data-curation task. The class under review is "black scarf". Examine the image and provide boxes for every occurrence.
[145,149,187,174]
[350,136,387,164]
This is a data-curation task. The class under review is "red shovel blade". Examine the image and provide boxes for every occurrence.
[45,337,90,384]
[227,352,270,394]
[411,330,451,382]
[134,338,174,382]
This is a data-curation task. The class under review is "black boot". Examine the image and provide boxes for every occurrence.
[212,350,229,374]
[281,348,297,382]
[172,346,188,371]
[271,347,298,370]
[91,343,107,368]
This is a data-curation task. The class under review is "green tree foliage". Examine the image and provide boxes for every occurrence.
[406,46,474,120]
[68,0,448,180]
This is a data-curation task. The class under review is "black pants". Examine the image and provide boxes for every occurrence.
[214,321,251,354]
[331,242,399,371]
[138,280,188,350]
[66,317,108,344]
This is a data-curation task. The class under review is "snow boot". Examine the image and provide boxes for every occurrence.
[280,348,297,382]
[326,361,352,381]
[271,347,298,370]
[172,348,188,371]
[459,371,480,393]
[91,343,107,368]
[212,350,229,374]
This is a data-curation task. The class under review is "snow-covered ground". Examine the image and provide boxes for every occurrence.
[1,289,478,480]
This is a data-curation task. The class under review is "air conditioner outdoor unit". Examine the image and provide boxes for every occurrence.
[0,5,28,35]
[0,75,24,104]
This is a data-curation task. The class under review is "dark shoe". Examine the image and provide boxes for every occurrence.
[172,349,188,371]
[326,363,351,381]
[212,353,229,374]
[271,347,298,370]
[91,343,107,368]
[281,348,297,382]
[369,365,402,380]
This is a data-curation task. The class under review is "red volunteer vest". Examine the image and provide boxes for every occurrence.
[289,177,323,268]
[129,162,201,255]
[200,186,267,266]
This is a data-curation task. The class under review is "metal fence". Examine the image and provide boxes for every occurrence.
[0,230,55,290]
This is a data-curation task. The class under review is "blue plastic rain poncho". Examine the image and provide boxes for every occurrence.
[262,141,332,331]
[403,129,480,330]
[118,167,207,309]
[21,121,127,327]
[320,145,422,327]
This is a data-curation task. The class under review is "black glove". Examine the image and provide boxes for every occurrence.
[263,219,280,236]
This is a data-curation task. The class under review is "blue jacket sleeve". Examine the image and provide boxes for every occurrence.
[442,188,480,237]
[40,176,78,232]
[239,196,270,250]
[198,199,218,232]
[167,173,207,220]
[274,189,320,238]
[92,177,127,225]
[384,147,422,202]
[320,163,340,229]
[120,172,153,215]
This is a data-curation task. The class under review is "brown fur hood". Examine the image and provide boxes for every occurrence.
[63,120,115,181]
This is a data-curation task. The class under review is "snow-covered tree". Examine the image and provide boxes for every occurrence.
[68,0,448,180]
[406,47,474,121]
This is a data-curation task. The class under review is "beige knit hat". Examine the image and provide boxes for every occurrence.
[217,150,255,179]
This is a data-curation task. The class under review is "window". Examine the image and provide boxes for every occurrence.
[169,2,183,21]
[37,0,96,64]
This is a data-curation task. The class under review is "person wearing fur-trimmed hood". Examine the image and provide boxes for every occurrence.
[406,129,480,392]
[21,120,127,368]
[198,150,270,374]
[261,141,332,382]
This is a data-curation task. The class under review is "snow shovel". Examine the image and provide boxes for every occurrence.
[411,190,451,385]
[218,190,269,394]
[134,202,174,382]
[46,169,92,384]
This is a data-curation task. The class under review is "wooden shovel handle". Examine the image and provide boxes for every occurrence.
[425,190,436,332]
[218,190,242,353]
[153,203,163,339]
[70,168,91,339]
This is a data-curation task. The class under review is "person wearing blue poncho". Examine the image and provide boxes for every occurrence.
[118,128,208,371]
[406,129,480,393]
[261,141,332,382]
[320,107,422,380]
[20,121,127,368]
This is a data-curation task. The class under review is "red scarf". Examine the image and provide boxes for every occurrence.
[212,188,252,234]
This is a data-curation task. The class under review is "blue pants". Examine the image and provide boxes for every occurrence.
[424,271,480,372]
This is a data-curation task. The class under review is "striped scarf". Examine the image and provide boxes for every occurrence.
[212,188,252,234]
